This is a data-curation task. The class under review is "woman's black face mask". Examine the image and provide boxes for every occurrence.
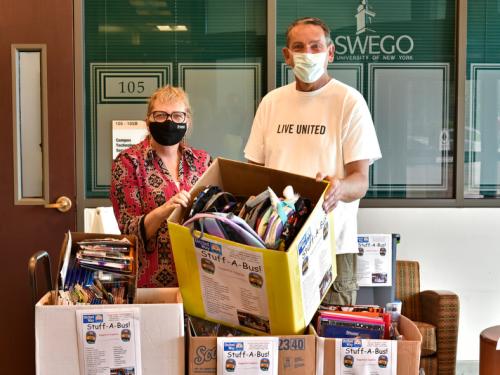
[149,120,187,146]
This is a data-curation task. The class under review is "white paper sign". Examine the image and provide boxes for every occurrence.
[112,120,148,159]
[335,338,397,375]
[76,308,142,375]
[217,336,279,375]
[194,237,270,333]
[356,234,392,287]
[297,211,334,324]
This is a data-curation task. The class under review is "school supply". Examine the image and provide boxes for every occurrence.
[58,233,137,305]
[316,309,389,340]
[184,185,311,251]
[184,212,266,248]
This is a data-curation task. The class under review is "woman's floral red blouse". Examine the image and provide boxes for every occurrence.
[110,136,211,287]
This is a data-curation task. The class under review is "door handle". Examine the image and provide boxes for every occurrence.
[44,196,72,213]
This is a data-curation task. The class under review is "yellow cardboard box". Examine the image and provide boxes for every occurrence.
[168,158,336,335]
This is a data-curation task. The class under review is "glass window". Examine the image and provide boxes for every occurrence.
[465,0,500,199]
[82,0,500,204]
[84,0,266,198]
[12,47,48,203]
[276,0,456,199]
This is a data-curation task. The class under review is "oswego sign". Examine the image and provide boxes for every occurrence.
[334,0,415,61]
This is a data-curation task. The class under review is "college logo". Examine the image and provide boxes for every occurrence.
[224,342,244,351]
[334,0,415,61]
[82,314,103,324]
[194,238,222,255]
[356,0,376,35]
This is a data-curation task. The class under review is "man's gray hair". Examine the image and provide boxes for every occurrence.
[285,17,333,47]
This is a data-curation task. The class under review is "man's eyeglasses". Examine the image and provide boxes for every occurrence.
[149,111,187,124]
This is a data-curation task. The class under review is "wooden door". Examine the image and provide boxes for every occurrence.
[0,0,76,373]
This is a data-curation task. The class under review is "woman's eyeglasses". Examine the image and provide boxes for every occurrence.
[149,111,186,124]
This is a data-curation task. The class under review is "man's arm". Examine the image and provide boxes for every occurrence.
[317,159,370,213]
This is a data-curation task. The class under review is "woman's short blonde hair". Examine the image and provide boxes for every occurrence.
[147,85,192,118]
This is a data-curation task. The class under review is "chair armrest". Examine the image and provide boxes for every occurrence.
[420,290,460,374]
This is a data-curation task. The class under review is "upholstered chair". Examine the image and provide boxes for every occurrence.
[396,260,460,375]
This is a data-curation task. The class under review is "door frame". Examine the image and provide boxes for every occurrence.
[75,0,111,232]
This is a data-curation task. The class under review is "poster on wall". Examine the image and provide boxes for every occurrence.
[112,120,148,159]
[356,234,392,287]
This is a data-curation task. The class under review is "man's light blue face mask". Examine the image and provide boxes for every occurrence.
[292,52,327,83]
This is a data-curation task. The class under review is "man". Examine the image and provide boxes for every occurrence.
[244,17,381,305]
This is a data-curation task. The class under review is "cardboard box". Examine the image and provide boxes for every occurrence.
[188,324,316,375]
[314,315,422,375]
[35,288,185,375]
[168,158,336,335]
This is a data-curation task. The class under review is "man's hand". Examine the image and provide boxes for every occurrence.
[316,173,342,213]
[316,159,371,213]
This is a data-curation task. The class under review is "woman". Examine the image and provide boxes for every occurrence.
[110,85,211,287]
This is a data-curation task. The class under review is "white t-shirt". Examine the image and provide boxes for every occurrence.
[244,79,382,254]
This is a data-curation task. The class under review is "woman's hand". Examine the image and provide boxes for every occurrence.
[162,190,191,217]
[144,190,192,239]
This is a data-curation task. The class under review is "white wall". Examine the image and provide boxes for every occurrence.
[358,207,500,361]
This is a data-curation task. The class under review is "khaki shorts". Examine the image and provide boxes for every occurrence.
[323,253,359,306]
